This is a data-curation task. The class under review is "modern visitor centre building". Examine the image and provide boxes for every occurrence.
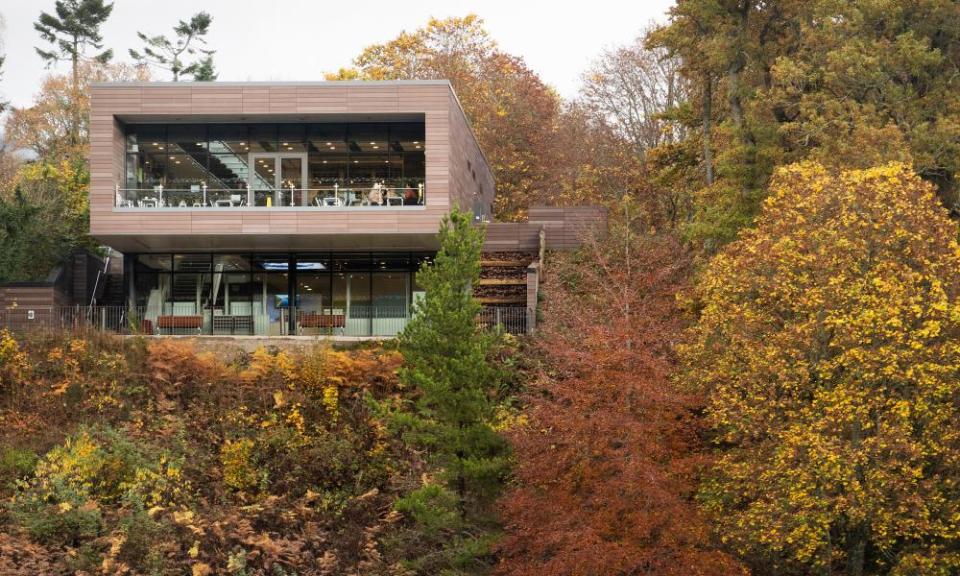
[89,80,495,337]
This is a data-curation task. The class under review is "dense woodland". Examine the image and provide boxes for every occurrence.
[3,1,960,574]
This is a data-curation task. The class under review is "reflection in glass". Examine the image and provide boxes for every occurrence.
[253,272,291,335]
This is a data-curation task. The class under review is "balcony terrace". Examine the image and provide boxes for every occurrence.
[116,183,425,209]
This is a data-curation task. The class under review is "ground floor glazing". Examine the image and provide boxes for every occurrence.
[127,252,431,336]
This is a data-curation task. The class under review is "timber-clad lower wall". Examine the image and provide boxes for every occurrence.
[483,223,541,252]
[0,285,70,308]
[529,206,607,250]
[482,206,607,253]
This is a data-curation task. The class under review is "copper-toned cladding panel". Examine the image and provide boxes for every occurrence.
[89,81,495,251]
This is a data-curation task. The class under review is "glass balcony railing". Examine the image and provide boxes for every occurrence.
[115,183,425,208]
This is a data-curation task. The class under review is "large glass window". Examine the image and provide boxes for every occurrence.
[123,121,426,204]
[168,125,208,153]
[130,252,429,336]
[249,124,278,153]
[209,124,248,154]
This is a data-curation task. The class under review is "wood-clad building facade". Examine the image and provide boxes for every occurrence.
[90,81,494,252]
[88,81,495,336]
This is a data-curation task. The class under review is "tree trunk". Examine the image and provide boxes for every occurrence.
[728,0,755,148]
[71,40,80,147]
[846,529,866,576]
[846,418,867,576]
[457,421,467,519]
[702,73,715,186]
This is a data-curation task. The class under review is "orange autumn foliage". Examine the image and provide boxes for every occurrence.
[496,201,744,575]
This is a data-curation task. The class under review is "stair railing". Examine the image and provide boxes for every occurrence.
[89,248,113,308]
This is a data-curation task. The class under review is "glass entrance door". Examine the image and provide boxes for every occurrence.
[249,153,307,206]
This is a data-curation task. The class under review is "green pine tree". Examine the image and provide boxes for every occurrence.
[397,209,509,517]
[191,55,218,81]
[129,12,216,81]
[34,0,114,146]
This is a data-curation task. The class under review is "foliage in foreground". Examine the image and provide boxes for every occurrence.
[682,163,960,575]
[496,198,743,575]
[0,332,503,575]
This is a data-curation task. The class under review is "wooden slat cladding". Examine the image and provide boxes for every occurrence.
[481,207,607,252]
[88,81,495,250]
[529,206,607,250]
[483,223,541,252]
[0,286,70,308]
[448,91,495,216]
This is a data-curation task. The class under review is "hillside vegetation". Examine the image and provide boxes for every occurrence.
[5,4,960,575]
[0,331,522,575]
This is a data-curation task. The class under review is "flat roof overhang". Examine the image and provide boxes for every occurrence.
[93,232,441,253]
[113,112,427,124]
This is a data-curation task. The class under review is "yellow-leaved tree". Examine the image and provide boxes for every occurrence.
[327,15,561,220]
[682,162,960,576]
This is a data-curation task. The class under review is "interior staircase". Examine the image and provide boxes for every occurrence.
[205,142,273,190]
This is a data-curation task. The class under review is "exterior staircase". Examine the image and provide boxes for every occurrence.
[475,252,534,305]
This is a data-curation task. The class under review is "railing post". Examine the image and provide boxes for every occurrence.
[247,182,253,207]
[202,182,208,207]
[115,183,120,207]
[158,184,164,206]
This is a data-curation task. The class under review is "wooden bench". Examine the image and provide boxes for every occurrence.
[156,315,203,333]
[298,313,346,334]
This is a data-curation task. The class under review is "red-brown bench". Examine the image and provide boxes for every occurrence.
[298,313,346,333]
[156,315,203,332]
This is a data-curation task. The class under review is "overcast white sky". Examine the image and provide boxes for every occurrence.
[0,0,673,109]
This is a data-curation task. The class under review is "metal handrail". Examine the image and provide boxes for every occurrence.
[115,183,425,208]
[89,248,113,308]
[116,186,421,193]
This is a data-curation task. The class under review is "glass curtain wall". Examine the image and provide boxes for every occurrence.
[131,253,429,336]
[123,122,426,207]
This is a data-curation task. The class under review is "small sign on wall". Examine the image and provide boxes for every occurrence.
[27,310,35,320]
